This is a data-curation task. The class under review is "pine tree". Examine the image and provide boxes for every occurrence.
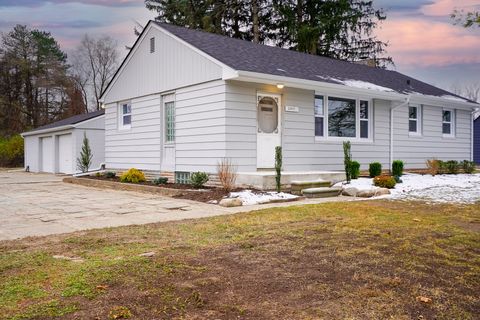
[76,132,93,173]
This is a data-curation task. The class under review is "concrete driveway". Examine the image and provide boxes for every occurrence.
[0,171,236,241]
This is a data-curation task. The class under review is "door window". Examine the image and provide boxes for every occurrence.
[258,96,278,133]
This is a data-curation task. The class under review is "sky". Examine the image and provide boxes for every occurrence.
[0,0,479,92]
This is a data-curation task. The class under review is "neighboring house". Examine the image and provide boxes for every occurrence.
[21,110,105,174]
[475,116,480,164]
[99,21,479,187]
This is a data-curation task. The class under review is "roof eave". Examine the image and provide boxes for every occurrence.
[21,124,75,137]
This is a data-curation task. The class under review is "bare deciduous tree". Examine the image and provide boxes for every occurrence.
[70,35,119,111]
[451,82,480,103]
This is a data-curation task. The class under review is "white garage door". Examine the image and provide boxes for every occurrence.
[58,134,73,174]
[41,137,54,173]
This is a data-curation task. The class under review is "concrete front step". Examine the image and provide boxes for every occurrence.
[291,180,331,195]
[301,187,342,198]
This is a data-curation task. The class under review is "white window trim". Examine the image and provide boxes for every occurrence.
[314,94,373,143]
[442,108,455,138]
[408,104,422,137]
[118,101,131,130]
[314,95,325,137]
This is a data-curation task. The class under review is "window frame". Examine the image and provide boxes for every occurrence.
[408,104,422,136]
[118,101,132,130]
[314,95,325,137]
[164,99,175,144]
[150,37,155,53]
[442,108,455,138]
[314,94,373,142]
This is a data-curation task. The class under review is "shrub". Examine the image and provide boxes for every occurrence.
[217,158,237,192]
[369,162,382,178]
[343,141,352,183]
[392,160,404,177]
[349,161,360,179]
[153,177,168,185]
[462,160,476,174]
[275,146,282,192]
[445,160,459,174]
[437,160,447,174]
[426,159,440,176]
[373,175,396,189]
[190,171,209,188]
[0,134,24,167]
[105,171,116,179]
[120,168,146,183]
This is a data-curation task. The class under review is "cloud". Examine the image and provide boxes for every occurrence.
[0,0,142,8]
[374,0,434,11]
[421,0,480,16]
[377,17,480,67]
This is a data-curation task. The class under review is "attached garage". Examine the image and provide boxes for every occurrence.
[21,110,105,174]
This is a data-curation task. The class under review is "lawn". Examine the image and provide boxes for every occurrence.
[0,200,479,319]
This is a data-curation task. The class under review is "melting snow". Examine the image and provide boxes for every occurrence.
[337,79,394,92]
[440,95,468,102]
[229,190,298,205]
[336,173,480,204]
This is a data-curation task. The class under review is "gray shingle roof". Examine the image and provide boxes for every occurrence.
[155,21,475,103]
[25,109,104,134]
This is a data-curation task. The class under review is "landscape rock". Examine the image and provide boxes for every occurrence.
[356,189,377,198]
[207,200,218,204]
[139,251,155,257]
[52,255,84,263]
[219,198,243,207]
[375,188,391,196]
[342,187,359,196]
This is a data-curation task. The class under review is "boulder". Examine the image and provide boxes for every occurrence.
[342,187,359,197]
[356,189,377,198]
[375,188,391,196]
[219,198,243,207]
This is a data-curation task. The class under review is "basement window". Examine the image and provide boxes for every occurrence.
[175,172,190,184]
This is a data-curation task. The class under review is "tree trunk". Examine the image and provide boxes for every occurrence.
[252,0,260,43]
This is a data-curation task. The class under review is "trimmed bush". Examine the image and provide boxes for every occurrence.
[153,177,168,185]
[462,160,476,174]
[120,168,146,183]
[105,171,116,179]
[343,141,352,183]
[369,162,382,178]
[190,171,209,188]
[275,146,282,192]
[392,160,404,177]
[373,175,396,189]
[349,161,360,179]
[445,160,459,174]
[0,135,24,167]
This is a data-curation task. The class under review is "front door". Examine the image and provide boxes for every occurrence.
[257,93,281,169]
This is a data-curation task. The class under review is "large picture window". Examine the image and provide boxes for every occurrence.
[328,97,356,137]
[314,95,372,140]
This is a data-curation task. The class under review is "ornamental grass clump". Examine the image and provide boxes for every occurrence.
[373,175,396,189]
[426,159,440,176]
[120,168,146,183]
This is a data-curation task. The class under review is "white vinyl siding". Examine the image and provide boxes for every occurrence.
[102,26,223,104]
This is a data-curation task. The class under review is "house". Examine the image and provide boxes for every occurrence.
[475,116,480,164]
[99,21,479,188]
[21,110,105,174]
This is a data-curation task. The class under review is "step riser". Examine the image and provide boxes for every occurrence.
[291,181,331,195]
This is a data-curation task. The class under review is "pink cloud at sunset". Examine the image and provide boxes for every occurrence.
[421,0,480,16]
[377,17,480,67]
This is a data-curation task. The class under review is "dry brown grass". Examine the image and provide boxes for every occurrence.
[426,158,440,176]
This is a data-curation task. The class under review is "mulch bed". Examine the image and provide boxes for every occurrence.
[84,175,247,203]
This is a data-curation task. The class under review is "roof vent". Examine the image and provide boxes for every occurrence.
[406,79,411,86]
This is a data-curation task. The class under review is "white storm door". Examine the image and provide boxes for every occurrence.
[58,134,73,174]
[41,137,54,173]
[257,93,281,169]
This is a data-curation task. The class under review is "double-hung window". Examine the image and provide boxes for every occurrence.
[314,95,324,137]
[408,105,421,135]
[119,101,131,130]
[314,95,371,140]
[165,101,175,143]
[442,108,455,137]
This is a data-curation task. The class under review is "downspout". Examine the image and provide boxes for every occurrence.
[390,96,411,170]
[471,109,479,162]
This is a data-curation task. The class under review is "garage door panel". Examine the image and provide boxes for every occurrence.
[58,134,73,174]
[41,137,54,173]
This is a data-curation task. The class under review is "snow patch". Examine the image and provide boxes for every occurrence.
[337,79,395,92]
[229,190,298,206]
[337,173,480,204]
[440,95,468,102]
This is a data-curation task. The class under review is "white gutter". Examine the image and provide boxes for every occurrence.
[21,124,75,137]
[390,96,411,170]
